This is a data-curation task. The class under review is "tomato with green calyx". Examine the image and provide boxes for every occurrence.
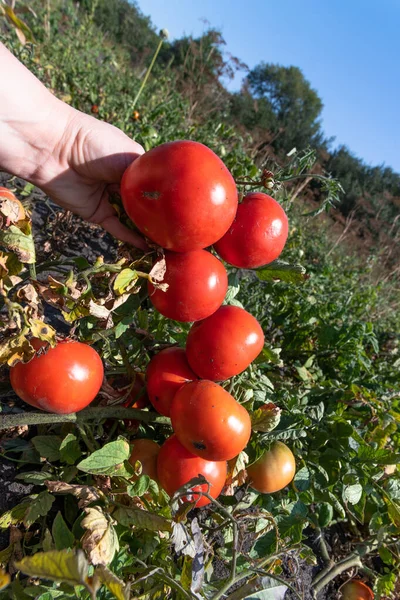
[121,140,238,252]
[186,305,264,381]
[129,438,160,482]
[157,434,227,507]
[148,250,228,322]
[146,347,197,417]
[340,580,374,600]
[170,380,251,461]
[214,192,288,268]
[10,339,103,414]
[247,441,296,493]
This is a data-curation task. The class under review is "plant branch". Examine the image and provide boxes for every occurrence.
[311,554,363,596]
[0,406,170,429]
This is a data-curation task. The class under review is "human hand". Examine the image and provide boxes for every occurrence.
[0,42,147,250]
[35,108,148,250]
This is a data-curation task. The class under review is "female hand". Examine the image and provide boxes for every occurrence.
[0,42,147,250]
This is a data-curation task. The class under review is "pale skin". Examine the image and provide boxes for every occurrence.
[0,42,148,250]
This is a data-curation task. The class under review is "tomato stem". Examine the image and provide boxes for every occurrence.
[0,406,170,429]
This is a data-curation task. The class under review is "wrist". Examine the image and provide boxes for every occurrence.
[0,94,73,185]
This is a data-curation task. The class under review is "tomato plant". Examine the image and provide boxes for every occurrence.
[146,347,197,416]
[10,339,104,414]
[340,580,374,600]
[186,305,265,380]
[246,441,296,493]
[148,250,228,322]
[156,434,227,507]
[121,140,238,251]
[170,380,251,460]
[129,438,160,481]
[214,192,288,268]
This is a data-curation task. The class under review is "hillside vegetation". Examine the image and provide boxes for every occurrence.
[0,1,399,600]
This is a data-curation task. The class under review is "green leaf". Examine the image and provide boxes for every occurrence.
[257,260,306,284]
[113,507,171,531]
[127,475,150,497]
[32,436,61,462]
[24,492,55,527]
[0,225,35,263]
[77,439,131,475]
[294,466,311,491]
[355,446,400,465]
[52,512,75,551]
[317,503,333,528]
[15,471,53,485]
[59,434,81,465]
[254,345,282,366]
[342,484,363,505]
[15,550,89,588]
[113,269,138,295]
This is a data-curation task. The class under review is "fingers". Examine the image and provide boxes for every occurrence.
[99,213,149,251]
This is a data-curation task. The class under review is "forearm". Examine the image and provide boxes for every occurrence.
[0,42,71,185]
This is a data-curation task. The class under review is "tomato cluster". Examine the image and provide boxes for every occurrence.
[120,140,294,505]
[8,140,295,507]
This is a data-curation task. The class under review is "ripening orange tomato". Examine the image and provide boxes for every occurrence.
[148,250,228,322]
[340,580,374,600]
[170,380,251,461]
[157,434,227,507]
[186,305,264,381]
[129,438,160,482]
[246,441,296,493]
[214,192,288,268]
[146,347,197,416]
[10,339,103,414]
[121,140,238,252]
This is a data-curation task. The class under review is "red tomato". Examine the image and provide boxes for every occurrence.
[121,140,238,252]
[214,192,288,268]
[10,340,104,414]
[170,380,251,461]
[186,305,264,380]
[340,581,374,600]
[129,438,160,482]
[246,441,296,493]
[157,434,227,507]
[148,250,228,322]
[146,347,197,416]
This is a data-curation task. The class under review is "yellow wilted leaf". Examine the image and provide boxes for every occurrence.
[0,568,10,591]
[15,549,90,587]
[0,334,35,366]
[96,565,131,600]
[29,319,56,344]
[81,507,119,566]
[113,268,138,295]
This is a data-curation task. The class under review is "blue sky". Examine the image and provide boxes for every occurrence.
[140,0,400,172]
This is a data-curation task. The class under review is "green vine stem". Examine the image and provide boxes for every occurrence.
[311,553,363,597]
[0,406,170,429]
